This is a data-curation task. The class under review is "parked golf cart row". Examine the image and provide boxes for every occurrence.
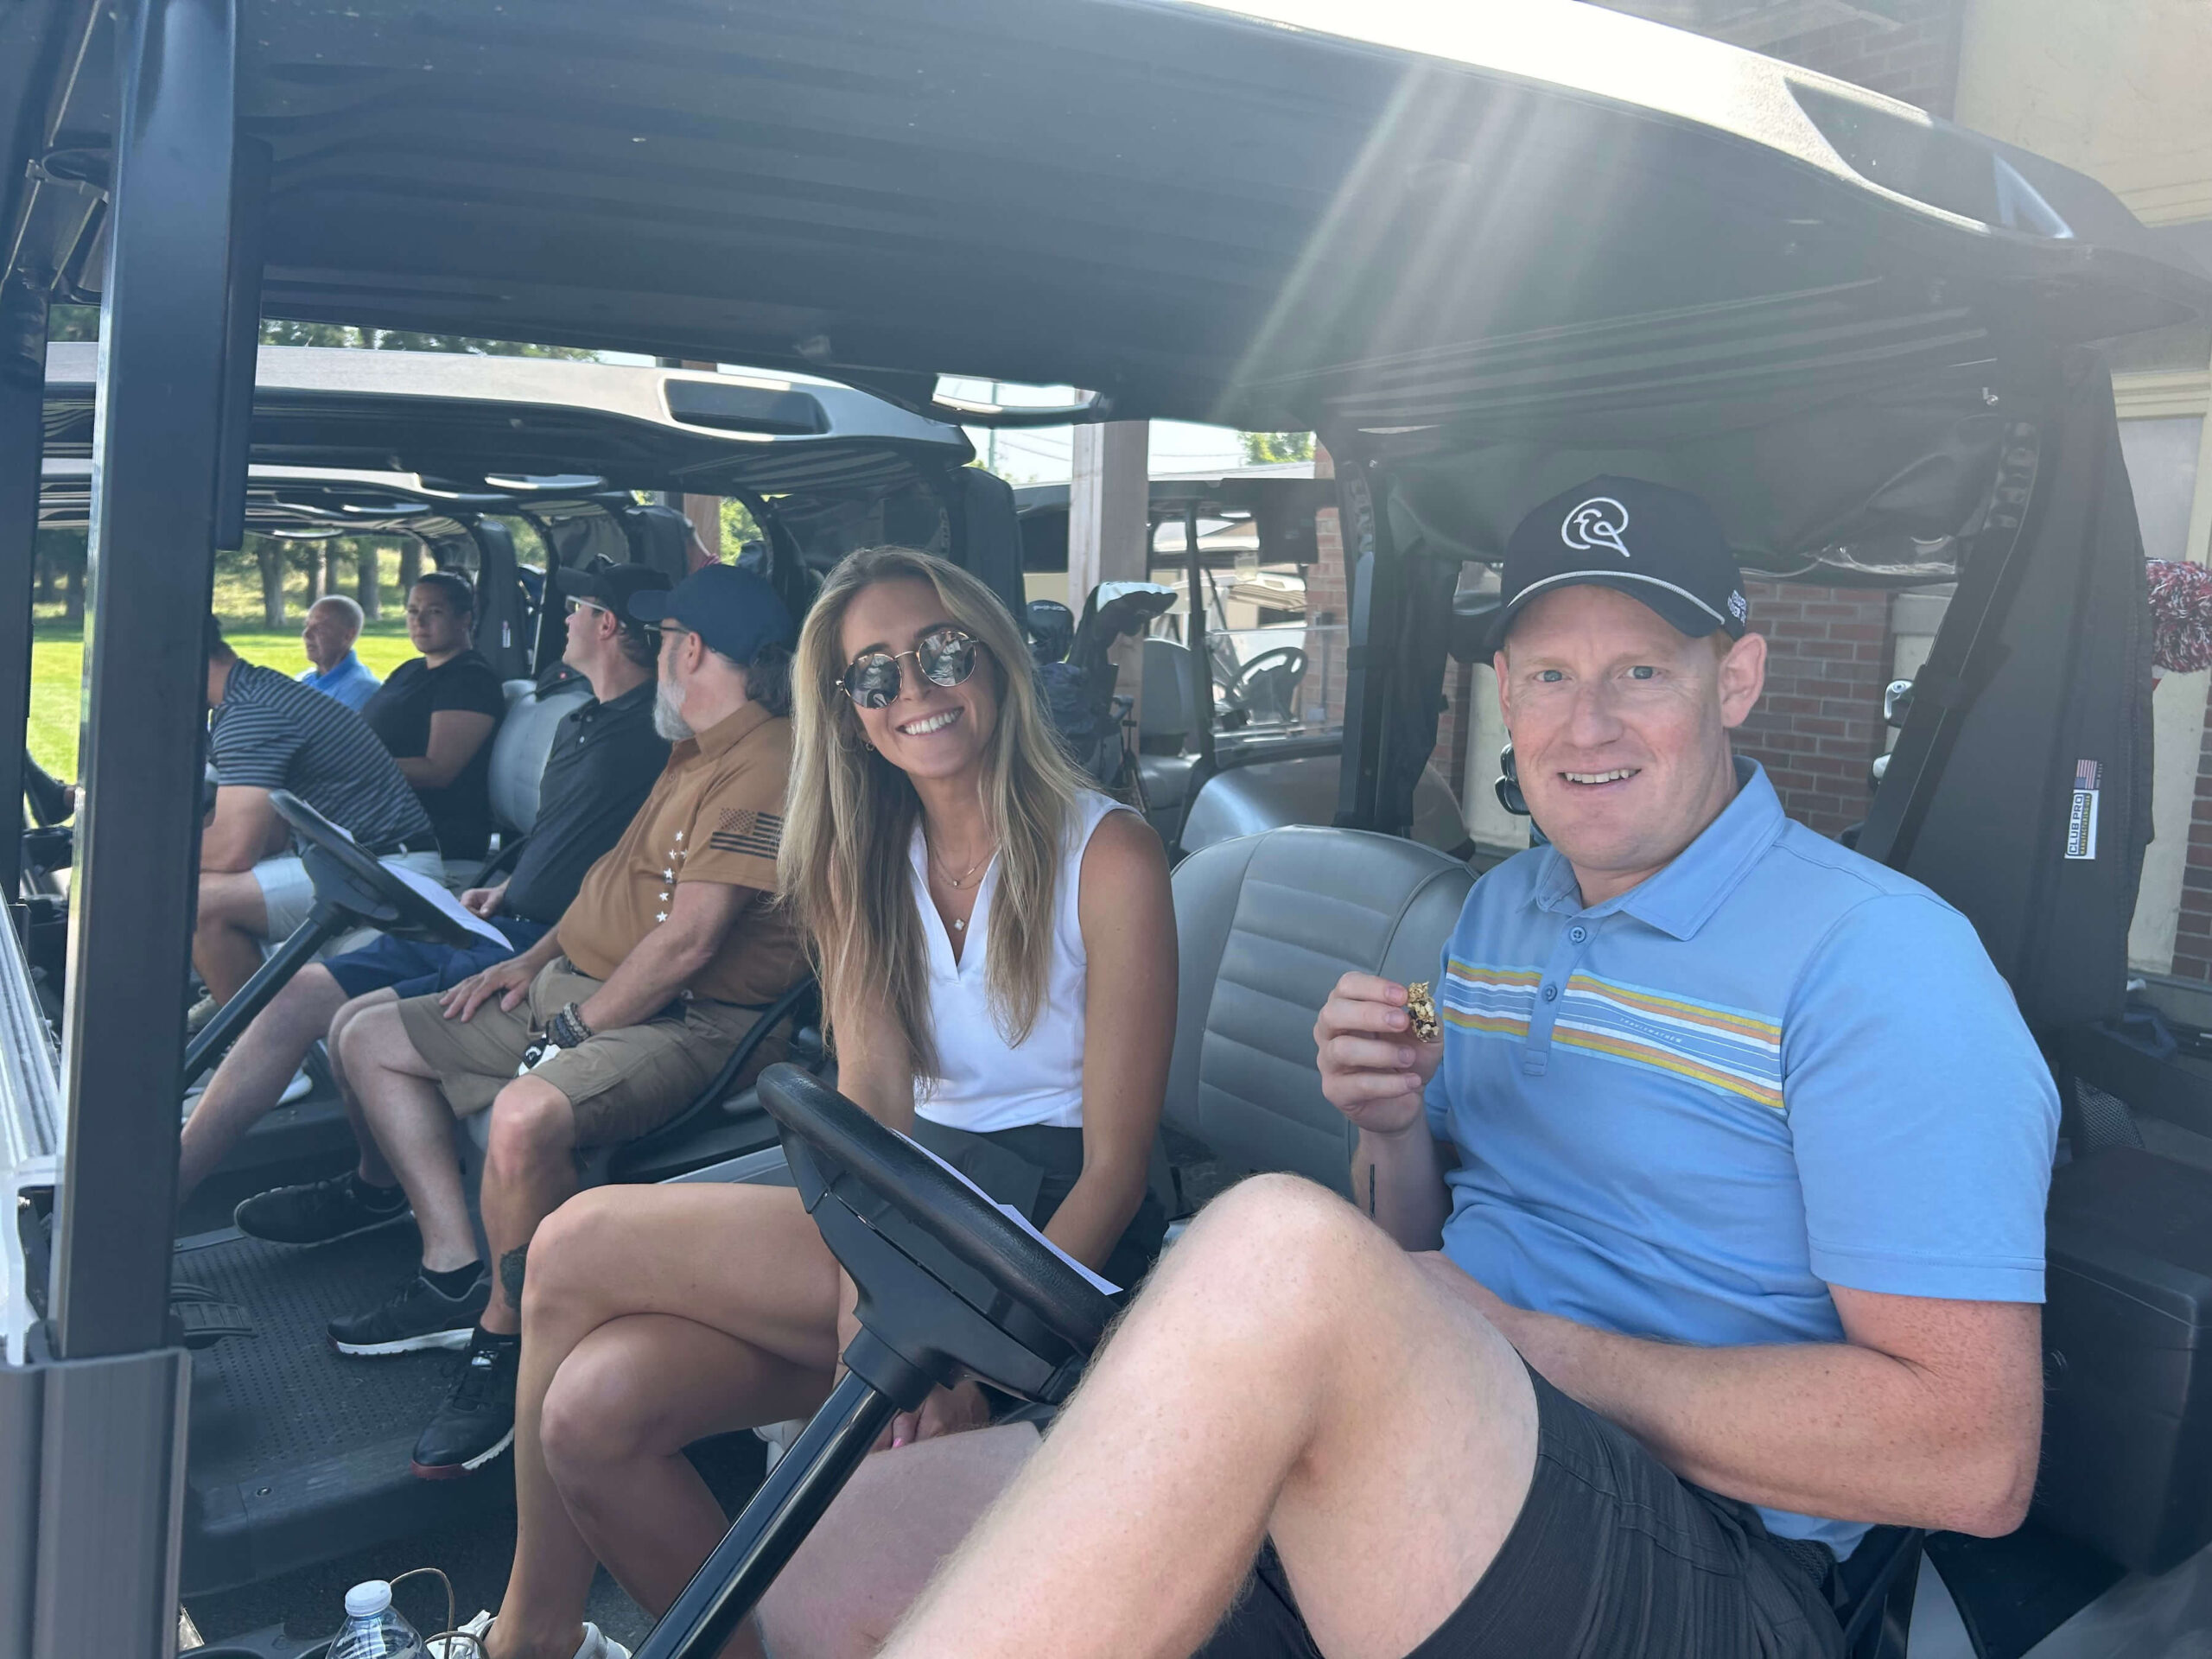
[3,2,2211,1656]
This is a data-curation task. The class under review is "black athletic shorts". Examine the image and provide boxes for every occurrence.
[1194,1363,1847,1659]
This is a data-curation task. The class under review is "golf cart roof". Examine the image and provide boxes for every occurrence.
[37,344,973,498]
[5,2,2207,437]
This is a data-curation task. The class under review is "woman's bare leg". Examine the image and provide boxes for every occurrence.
[756,1425,1044,1659]
[487,1182,845,1659]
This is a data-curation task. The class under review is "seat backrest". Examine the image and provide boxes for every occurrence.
[489,677,592,834]
[1166,826,1473,1193]
[1141,637,1197,744]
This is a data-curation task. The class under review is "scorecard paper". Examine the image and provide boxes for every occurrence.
[903,1135,1122,1297]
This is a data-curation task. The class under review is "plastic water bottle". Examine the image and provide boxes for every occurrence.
[329,1581,422,1659]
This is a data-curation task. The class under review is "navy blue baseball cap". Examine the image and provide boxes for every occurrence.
[1486,476,1749,652]
[629,563,796,663]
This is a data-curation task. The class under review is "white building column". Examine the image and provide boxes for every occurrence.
[1068,421,1150,606]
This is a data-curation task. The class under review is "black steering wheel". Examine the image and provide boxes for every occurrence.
[1220,645,1308,723]
[268,791,478,948]
[634,1066,1117,1659]
[763,1064,1115,1357]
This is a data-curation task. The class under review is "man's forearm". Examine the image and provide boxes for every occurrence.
[575,922,718,1032]
[1475,1293,2035,1536]
[1351,1125,1450,1249]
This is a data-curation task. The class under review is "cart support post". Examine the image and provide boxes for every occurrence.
[636,1369,901,1659]
[1333,458,1395,831]
[0,283,48,898]
[54,0,254,1359]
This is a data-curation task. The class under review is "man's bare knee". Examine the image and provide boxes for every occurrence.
[337,1000,418,1079]
[1174,1173,1389,1303]
[326,984,395,1047]
[483,1081,575,1180]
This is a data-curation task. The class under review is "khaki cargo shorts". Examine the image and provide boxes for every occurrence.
[396,957,768,1147]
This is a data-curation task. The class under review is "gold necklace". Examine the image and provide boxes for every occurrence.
[926,834,995,932]
[928,838,995,891]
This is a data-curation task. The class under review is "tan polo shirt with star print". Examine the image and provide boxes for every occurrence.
[555,701,805,1007]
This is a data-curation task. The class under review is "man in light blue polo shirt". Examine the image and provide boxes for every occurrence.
[298,593,381,710]
[868,479,2058,1659]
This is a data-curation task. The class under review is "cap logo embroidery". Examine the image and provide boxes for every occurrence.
[1727,590,1749,622]
[1561,497,1631,561]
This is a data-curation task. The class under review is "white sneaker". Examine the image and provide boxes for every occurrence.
[434,1611,630,1659]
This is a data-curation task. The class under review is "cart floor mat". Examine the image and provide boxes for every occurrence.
[177,1224,509,1594]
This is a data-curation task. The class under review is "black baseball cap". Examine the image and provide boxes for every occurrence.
[556,563,671,644]
[628,563,796,664]
[1486,476,1749,653]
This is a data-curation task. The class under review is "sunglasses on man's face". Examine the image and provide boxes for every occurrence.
[840,625,981,710]
[564,596,609,619]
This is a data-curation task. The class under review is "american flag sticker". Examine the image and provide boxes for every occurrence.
[2066,759,2101,861]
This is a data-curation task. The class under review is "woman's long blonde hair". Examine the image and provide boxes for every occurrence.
[781,546,1090,1084]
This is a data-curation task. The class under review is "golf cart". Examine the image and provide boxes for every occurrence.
[19,346,1007,1593]
[3,2,2211,1656]
[1015,467,1469,858]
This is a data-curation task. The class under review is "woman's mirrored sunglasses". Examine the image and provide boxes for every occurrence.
[840,625,981,710]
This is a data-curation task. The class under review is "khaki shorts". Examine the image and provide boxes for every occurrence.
[396,957,767,1146]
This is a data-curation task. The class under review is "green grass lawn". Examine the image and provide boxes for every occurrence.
[27,617,422,779]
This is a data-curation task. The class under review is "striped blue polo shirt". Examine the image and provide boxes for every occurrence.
[1426,759,2058,1556]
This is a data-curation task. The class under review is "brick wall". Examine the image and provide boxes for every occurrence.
[1599,0,1965,116]
[1731,581,1892,838]
[1749,0,1966,118]
[2169,717,2212,981]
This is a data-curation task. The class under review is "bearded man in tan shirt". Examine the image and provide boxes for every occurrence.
[331,565,809,1479]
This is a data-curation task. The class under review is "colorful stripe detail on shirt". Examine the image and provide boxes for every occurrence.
[1442,961,1784,1112]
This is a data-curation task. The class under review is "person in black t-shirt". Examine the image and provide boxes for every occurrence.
[362,570,509,863]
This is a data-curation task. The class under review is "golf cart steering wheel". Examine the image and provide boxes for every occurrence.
[269,791,478,948]
[633,1065,1116,1659]
[767,1064,1115,1354]
[1220,645,1308,722]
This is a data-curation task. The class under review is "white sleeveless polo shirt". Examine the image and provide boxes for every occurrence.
[911,789,1129,1134]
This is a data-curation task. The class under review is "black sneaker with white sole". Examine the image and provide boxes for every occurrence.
[412,1328,519,1479]
[235,1172,411,1245]
[327,1268,489,1356]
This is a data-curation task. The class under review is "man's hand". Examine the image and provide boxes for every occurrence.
[1316,972,1444,1136]
[441,957,536,1022]
[460,881,508,919]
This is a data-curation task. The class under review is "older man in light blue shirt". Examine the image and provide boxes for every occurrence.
[297,593,379,710]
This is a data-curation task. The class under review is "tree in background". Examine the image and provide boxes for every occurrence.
[51,305,593,359]
[35,527,85,622]
[1240,431,1314,466]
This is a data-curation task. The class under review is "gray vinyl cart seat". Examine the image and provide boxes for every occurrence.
[682,826,1476,1200]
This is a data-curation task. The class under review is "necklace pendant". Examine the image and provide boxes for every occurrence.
[952,918,965,931]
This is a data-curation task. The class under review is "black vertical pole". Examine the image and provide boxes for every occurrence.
[0,280,48,898]
[1184,502,1216,778]
[52,0,250,1361]
[1332,455,1394,831]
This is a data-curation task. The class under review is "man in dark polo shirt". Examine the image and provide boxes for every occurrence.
[335,563,810,1478]
[180,566,672,1216]
[194,620,441,1009]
